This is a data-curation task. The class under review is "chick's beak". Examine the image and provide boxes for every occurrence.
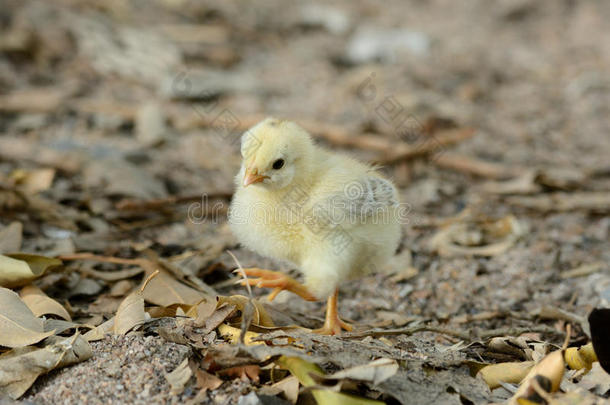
[243,167,268,187]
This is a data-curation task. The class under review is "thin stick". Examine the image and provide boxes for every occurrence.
[227,250,252,298]
[57,253,144,266]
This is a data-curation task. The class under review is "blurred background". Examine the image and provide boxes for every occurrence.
[1,0,610,402]
[2,0,609,315]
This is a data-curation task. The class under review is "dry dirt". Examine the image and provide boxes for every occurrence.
[1,0,609,404]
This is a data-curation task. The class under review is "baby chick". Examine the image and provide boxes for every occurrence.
[229,118,401,335]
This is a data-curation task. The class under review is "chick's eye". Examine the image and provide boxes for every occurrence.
[272,159,285,170]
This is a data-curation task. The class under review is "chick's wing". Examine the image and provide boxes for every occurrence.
[306,176,398,231]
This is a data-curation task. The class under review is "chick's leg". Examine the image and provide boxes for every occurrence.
[313,288,353,335]
[239,268,317,302]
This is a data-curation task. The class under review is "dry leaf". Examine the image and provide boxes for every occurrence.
[218,365,260,382]
[217,295,274,327]
[113,290,146,335]
[564,343,597,371]
[0,333,92,399]
[510,349,566,404]
[114,270,158,334]
[142,269,208,306]
[276,356,385,405]
[218,324,262,345]
[322,358,399,386]
[0,253,62,288]
[20,285,71,321]
[195,368,223,391]
[429,215,524,257]
[200,304,236,332]
[259,376,300,404]
[477,361,535,389]
[0,287,55,348]
[10,168,55,194]
[186,297,217,326]
[83,317,114,342]
[165,358,192,395]
[0,222,23,254]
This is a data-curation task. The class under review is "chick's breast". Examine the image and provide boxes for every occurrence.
[229,186,306,266]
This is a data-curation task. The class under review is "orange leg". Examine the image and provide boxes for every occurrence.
[313,288,353,335]
[238,268,317,302]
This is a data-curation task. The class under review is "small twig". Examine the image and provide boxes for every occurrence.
[227,250,252,298]
[140,269,160,293]
[378,128,475,164]
[115,192,231,211]
[57,252,144,266]
[344,323,562,341]
[434,152,520,179]
[477,325,561,340]
[343,325,471,340]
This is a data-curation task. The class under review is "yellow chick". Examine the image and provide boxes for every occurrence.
[229,118,401,334]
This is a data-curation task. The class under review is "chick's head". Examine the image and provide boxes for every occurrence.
[239,118,314,190]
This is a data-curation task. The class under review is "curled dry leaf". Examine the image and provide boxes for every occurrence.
[0,333,92,399]
[84,317,115,342]
[0,287,55,348]
[321,358,399,386]
[114,270,158,335]
[564,343,597,372]
[217,295,275,327]
[20,285,71,321]
[276,356,385,405]
[10,168,56,194]
[477,361,535,389]
[218,324,262,346]
[429,215,524,257]
[218,365,261,383]
[195,368,223,391]
[258,376,299,404]
[142,269,209,307]
[165,358,193,395]
[510,349,566,404]
[0,253,62,288]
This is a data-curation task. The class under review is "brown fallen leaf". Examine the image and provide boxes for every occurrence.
[510,338,568,404]
[320,358,399,386]
[0,253,62,288]
[0,222,23,254]
[217,295,275,327]
[218,364,261,383]
[186,297,217,327]
[477,361,535,389]
[259,376,300,404]
[20,285,71,321]
[195,368,223,391]
[0,287,55,348]
[429,215,524,257]
[114,270,158,335]
[0,333,92,399]
[83,317,115,342]
[165,358,193,395]
[142,269,208,306]
[10,168,55,194]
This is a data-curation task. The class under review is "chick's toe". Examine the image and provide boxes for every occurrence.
[239,267,317,302]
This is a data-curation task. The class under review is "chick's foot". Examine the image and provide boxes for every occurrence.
[239,268,317,302]
[313,289,353,335]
